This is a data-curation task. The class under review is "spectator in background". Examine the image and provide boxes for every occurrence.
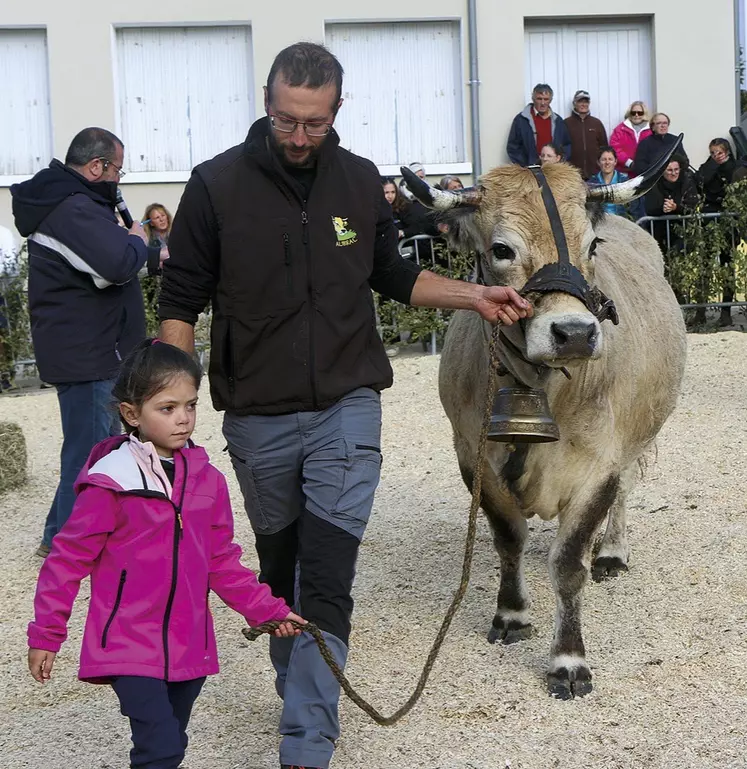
[399,161,426,200]
[564,90,608,179]
[590,146,629,216]
[438,175,464,191]
[644,154,698,308]
[382,177,408,239]
[610,101,651,176]
[9,127,164,558]
[539,142,564,165]
[696,138,737,326]
[633,113,688,175]
[506,84,571,167]
[143,203,172,248]
[396,162,442,263]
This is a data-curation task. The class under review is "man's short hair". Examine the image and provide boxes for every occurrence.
[267,42,344,110]
[532,83,554,98]
[65,127,123,167]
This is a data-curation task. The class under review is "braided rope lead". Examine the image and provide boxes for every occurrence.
[242,323,502,726]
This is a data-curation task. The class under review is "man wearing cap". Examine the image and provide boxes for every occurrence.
[564,90,608,180]
[506,84,571,167]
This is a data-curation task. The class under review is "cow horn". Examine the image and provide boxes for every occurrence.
[586,133,685,204]
[400,166,483,210]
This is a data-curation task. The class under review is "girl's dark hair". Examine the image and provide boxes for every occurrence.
[113,339,202,433]
[382,176,408,215]
[598,145,618,161]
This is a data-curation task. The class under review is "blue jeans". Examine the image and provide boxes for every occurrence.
[42,379,120,546]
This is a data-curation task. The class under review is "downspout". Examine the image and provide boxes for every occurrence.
[467,0,482,178]
[735,0,742,124]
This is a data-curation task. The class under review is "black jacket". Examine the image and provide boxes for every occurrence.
[645,173,699,218]
[159,118,422,416]
[633,133,689,176]
[696,157,736,212]
[10,161,158,383]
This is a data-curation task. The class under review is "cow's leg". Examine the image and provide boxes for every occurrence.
[458,463,532,644]
[547,474,619,699]
[592,465,635,581]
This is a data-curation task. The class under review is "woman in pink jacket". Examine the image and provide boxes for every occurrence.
[28,339,306,769]
[609,101,652,177]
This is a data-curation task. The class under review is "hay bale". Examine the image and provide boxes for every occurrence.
[0,421,27,493]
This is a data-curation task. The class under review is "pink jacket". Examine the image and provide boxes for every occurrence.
[609,120,652,176]
[28,435,290,683]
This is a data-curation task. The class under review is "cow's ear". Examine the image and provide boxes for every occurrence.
[437,208,480,253]
[585,201,606,228]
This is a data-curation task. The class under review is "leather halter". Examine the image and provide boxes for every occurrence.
[477,167,619,387]
[520,167,619,325]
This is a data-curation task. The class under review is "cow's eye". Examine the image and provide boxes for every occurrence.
[491,243,515,261]
[589,237,605,258]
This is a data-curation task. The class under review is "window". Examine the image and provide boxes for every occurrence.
[0,29,52,177]
[524,19,653,135]
[326,21,466,170]
[115,25,254,176]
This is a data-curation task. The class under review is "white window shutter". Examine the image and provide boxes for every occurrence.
[0,29,52,176]
[524,19,653,135]
[326,21,465,166]
[116,26,254,173]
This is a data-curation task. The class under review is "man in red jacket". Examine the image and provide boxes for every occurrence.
[564,90,608,179]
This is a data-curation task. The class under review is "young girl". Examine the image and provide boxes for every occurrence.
[28,339,305,769]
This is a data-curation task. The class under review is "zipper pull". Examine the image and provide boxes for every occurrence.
[301,210,309,244]
[283,232,291,265]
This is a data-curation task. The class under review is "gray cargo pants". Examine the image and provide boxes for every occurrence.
[223,387,382,769]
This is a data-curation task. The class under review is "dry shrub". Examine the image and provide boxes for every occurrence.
[0,421,27,493]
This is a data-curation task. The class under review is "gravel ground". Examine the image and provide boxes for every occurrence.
[2,332,747,769]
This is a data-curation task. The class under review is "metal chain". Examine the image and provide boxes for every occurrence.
[243,323,502,726]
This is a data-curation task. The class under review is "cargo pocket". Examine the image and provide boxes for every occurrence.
[333,442,383,540]
[228,450,272,533]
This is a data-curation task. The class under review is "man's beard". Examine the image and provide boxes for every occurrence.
[269,131,322,169]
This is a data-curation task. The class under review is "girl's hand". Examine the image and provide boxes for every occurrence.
[273,611,307,638]
[28,649,56,683]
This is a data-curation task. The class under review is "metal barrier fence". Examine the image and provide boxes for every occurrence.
[635,212,745,310]
[373,234,453,355]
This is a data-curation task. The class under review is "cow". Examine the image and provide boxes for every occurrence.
[401,150,687,700]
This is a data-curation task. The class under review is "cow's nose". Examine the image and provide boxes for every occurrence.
[550,319,598,357]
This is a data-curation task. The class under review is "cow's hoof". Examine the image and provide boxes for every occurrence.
[547,663,593,700]
[487,618,533,645]
[591,556,629,582]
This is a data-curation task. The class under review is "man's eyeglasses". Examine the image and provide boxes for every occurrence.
[98,157,126,178]
[269,114,332,137]
[630,110,644,116]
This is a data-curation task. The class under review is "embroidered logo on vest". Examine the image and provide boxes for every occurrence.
[332,216,358,247]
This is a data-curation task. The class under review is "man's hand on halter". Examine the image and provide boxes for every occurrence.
[474,285,533,325]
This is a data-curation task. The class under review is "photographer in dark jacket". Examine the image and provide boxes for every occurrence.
[696,138,737,325]
[159,43,530,769]
[10,127,162,557]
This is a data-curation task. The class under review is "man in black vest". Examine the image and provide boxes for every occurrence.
[159,43,530,769]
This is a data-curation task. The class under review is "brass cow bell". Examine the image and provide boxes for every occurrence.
[488,387,560,443]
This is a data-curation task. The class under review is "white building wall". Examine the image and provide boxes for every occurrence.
[0,0,737,233]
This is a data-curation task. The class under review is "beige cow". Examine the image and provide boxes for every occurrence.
[404,160,686,699]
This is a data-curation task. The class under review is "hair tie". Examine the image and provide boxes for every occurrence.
[151,338,161,346]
